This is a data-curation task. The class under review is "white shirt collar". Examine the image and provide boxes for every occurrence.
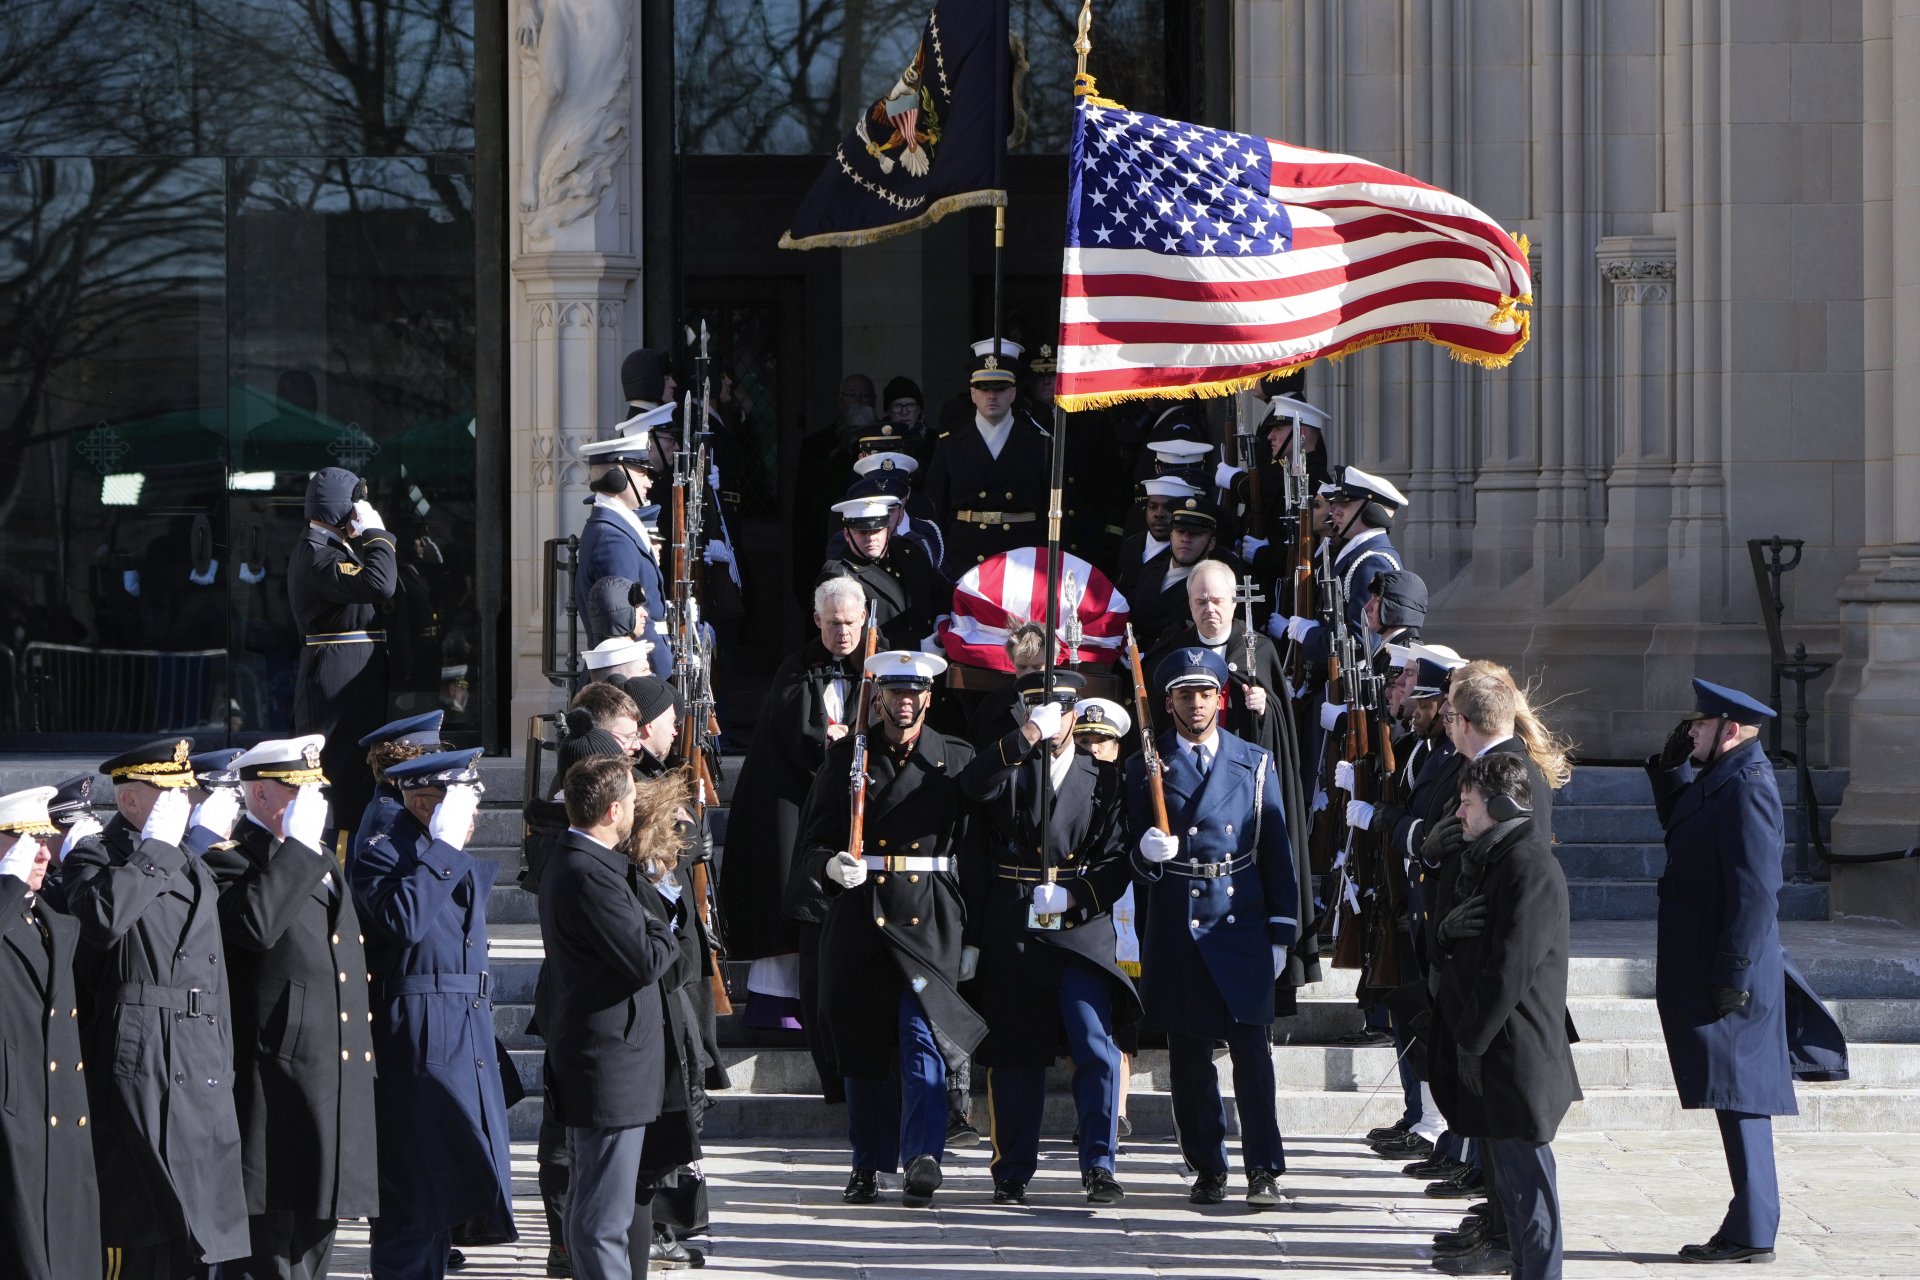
[975,411,1013,460]
[1143,533,1168,561]
[1176,730,1221,758]
[593,494,656,550]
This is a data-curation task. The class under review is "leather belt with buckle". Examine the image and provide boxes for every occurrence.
[861,855,953,873]
[955,510,1037,525]
[1166,853,1255,879]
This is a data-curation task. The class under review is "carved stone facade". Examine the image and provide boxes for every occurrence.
[1233,1,1918,918]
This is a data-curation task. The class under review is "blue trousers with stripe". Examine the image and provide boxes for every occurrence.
[844,990,948,1173]
[986,959,1121,1185]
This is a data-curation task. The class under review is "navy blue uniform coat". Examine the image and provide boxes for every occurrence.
[1125,728,1299,1036]
[1647,738,1796,1115]
[350,807,517,1245]
[575,500,673,676]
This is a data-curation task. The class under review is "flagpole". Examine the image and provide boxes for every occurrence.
[1035,2,1098,896]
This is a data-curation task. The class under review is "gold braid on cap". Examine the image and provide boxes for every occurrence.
[0,816,59,837]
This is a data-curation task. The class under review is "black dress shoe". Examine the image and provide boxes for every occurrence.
[1366,1119,1411,1143]
[1429,1240,1514,1275]
[1189,1171,1229,1204]
[1679,1237,1776,1264]
[1245,1168,1283,1208]
[1371,1131,1436,1158]
[1336,1028,1394,1047]
[650,1237,705,1269]
[902,1154,943,1207]
[545,1245,574,1277]
[1084,1167,1126,1205]
[1117,1114,1133,1139]
[843,1169,879,1204]
[1431,1220,1493,1257]
[947,1107,982,1148]
[1426,1166,1487,1198]
[447,1248,467,1271]
[993,1180,1028,1205]
[1406,1154,1467,1180]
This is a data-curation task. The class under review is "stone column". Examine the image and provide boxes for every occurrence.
[506,0,647,734]
[1594,236,1677,590]
[1831,0,1920,924]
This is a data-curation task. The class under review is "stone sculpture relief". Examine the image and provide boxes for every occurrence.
[516,0,631,237]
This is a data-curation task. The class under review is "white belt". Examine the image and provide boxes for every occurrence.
[862,855,953,873]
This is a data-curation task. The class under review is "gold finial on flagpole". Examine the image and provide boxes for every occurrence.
[1073,0,1097,96]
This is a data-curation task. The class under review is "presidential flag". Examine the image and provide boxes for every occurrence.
[778,0,1013,250]
[1053,95,1533,411]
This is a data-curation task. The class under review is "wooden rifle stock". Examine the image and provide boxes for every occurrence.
[845,605,881,860]
[1125,624,1170,833]
[1327,648,1371,969]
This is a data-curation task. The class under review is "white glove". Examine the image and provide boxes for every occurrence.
[238,562,267,585]
[1286,615,1317,644]
[1319,701,1345,732]
[428,784,480,849]
[140,788,191,847]
[707,463,722,492]
[1264,612,1288,641]
[826,851,868,889]
[1334,760,1356,794]
[959,945,980,982]
[1312,788,1330,814]
[1025,701,1065,740]
[0,836,42,886]
[57,814,103,861]
[1214,461,1244,491]
[1137,827,1180,863]
[1346,799,1377,831]
[189,789,241,841]
[350,500,386,535]
[282,785,330,851]
[122,570,141,599]
[1032,882,1069,915]
[1239,535,1269,561]
[188,559,219,587]
[1271,943,1288,980]
[702,540,735,566]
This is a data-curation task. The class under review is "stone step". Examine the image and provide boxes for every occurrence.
[1555,764,1847,807]
[1550,806,1670,844]
[1549,843,1666,879]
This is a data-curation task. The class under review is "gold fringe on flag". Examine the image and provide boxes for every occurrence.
[777,188,1008,250]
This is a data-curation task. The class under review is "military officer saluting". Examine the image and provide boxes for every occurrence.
[63,738,251,1276]
[794,651,987,1209]
[924,338,1053,571]
[0,786,102,1280]
[202,736,379,1280]
[289,466,398,847]
[958,669,1137,1207]
[1128,649,1297,1209]
[577,407,676,675]
[816,491,947,650]
[1646,679,1795,1266]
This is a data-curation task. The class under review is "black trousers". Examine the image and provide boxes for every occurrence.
[795,922,843,1103]
[105,1238,214,1280]
[227,1213,338,1280]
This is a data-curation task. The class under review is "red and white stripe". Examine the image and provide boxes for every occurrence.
[1055,137,1531,407]
[936,548,1131,670]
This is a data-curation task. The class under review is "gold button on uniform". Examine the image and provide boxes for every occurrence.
[338,971,347,983]
[875,917,886,927]
[908,874,920,884]
[909,917,920,926]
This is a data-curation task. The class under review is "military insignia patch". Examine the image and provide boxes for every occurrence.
[173,739,191,764]
[302,742,322,770]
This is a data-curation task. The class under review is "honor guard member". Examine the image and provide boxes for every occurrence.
[0,787,103,1280]
[1128,649,1296,1209]
[846,450,947,575]
[924,338,1053,571]
[1644,679,1795,1265]
[794,650,987,1209]
[1267,464,1407,666]
[1127,496,1249,648]
[1112,476,1200,608]
[203,737,379,1280]
[577,408,675,675]
[290,466,398,847]
[957,669,1137,1207]
[177,748,245,862]
[816,492,946,651]
[349,749,516,1278]
[64,739,251,1276]
[582,634,655,684]
[351,710,448,865]
[38,771,103,909]
[1229,386,1335,569]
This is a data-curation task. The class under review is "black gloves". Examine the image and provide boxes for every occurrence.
[1421,814,1466,864]
[1709,985,1751,1018]
[1437,894,1489,947]
[1657,718,1695,768]
[1456,1047,1484,1095]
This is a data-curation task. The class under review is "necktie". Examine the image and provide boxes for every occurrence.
[1195,744,1212,775]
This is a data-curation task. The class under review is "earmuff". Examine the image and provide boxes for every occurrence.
[588,463,631,496]
[1486,791,1533,823]
[1360,500,1396,529]
[352,478,370,503]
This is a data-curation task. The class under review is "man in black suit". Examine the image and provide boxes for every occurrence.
[538,756,683,1280]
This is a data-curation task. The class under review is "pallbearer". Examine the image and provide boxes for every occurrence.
[1127,649,1296,1210]
[794,651,986,1209]
[958,669,1137,1206]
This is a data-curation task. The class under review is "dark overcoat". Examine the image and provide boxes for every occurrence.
[62,816,248,1261]
[795,727,988,1075]
[203,819,379,1219]
[536,829,682,1129]
[350,807,516,1245]
[574,500,672,675]
[723,640,852,956]
[1647,738,1796,1115]
[923,414,1053,571]
[1426,817,1582,1143]
[0,877,102,1280]
[957,732,1140,1066]
[1423,738,1556,942]
[1124,729,1299,1036]
[1110,530,1170,611]
[634,867,706,1185]
[816,537,947,652]
[288,523,397,840]
[1125,550,1251,651]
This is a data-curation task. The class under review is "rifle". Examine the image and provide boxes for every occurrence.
[1233,395,1265,539]
[846,601,881,859]
[1326,640,1372,970]
[1125,623,1170,833]
[1366,718,1417,989]
[1281,415,1318,687]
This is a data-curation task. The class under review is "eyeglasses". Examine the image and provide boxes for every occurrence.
[1438,709,1459,725]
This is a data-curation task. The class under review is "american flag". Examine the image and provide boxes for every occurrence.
[1053,96,1533,411]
